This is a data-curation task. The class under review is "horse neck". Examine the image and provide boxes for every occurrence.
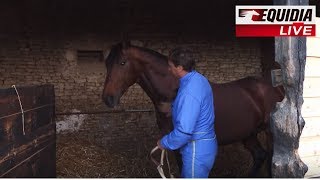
[131,47,178,103]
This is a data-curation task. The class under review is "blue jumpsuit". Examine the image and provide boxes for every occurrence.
[160,70,218,178]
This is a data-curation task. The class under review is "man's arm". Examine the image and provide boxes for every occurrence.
[160,93,200,150]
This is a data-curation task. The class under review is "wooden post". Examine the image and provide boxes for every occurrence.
[271,0,309,177]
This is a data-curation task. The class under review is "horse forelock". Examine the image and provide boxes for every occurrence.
[106,44,123,67]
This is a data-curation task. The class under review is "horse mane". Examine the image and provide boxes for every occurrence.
[136,46,167,62]
[107,43,170,79]
[135,46,170,77]
[108,42,168,65]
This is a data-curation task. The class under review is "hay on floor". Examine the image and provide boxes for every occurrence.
[56,134,165,178]
[57,133,257,178]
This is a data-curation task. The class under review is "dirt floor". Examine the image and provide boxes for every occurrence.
[56,132,272,178]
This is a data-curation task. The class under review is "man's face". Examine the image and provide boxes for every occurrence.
[168,60,180,78]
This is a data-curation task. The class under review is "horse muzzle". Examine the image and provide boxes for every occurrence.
[103,95,120,108]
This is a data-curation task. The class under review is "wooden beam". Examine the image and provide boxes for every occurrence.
[272,0,309,178]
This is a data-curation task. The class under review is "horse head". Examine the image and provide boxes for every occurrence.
[102,41,178,108]
[102,41,144,107]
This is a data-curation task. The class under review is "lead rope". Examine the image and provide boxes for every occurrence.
[12,85,25,135]
[165,150,174,178]
[150,146,174,178]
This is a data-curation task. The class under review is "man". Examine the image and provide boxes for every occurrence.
[157,48,217,178]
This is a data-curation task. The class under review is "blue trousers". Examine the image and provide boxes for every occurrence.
[180,138,218,178]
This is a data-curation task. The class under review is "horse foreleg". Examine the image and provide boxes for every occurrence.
[243,134,267,177]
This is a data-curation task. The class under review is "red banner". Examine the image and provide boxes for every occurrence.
[236,24,316,37]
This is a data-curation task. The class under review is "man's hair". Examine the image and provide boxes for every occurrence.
[168,47,195,72]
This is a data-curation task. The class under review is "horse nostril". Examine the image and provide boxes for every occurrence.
[102,93,120,108]
[103,96,115,108]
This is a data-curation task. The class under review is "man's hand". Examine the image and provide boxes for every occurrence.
[157,139,164,150]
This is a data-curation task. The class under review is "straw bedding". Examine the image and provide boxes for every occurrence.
[57,133,263,178]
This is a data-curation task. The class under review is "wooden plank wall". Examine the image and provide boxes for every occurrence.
[299,17,320,178]
[0,84,56,177]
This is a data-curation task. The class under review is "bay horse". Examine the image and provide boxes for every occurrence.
[102,41,284,177]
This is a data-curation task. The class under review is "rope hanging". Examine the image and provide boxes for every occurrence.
[12,85,25,135]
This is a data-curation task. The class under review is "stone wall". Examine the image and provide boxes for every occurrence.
[0,0,263,152]
[0,36,262,111]
[0,34,262,151]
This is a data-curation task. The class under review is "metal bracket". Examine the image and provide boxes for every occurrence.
[271,69,283,87]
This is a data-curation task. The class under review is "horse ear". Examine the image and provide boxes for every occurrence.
[121,41,131,49]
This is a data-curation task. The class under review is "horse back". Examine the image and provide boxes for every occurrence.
[211,77,284,145]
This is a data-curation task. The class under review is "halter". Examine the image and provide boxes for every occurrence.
[150,146,174,178]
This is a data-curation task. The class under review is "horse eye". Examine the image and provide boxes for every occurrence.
[120,61,126,65]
